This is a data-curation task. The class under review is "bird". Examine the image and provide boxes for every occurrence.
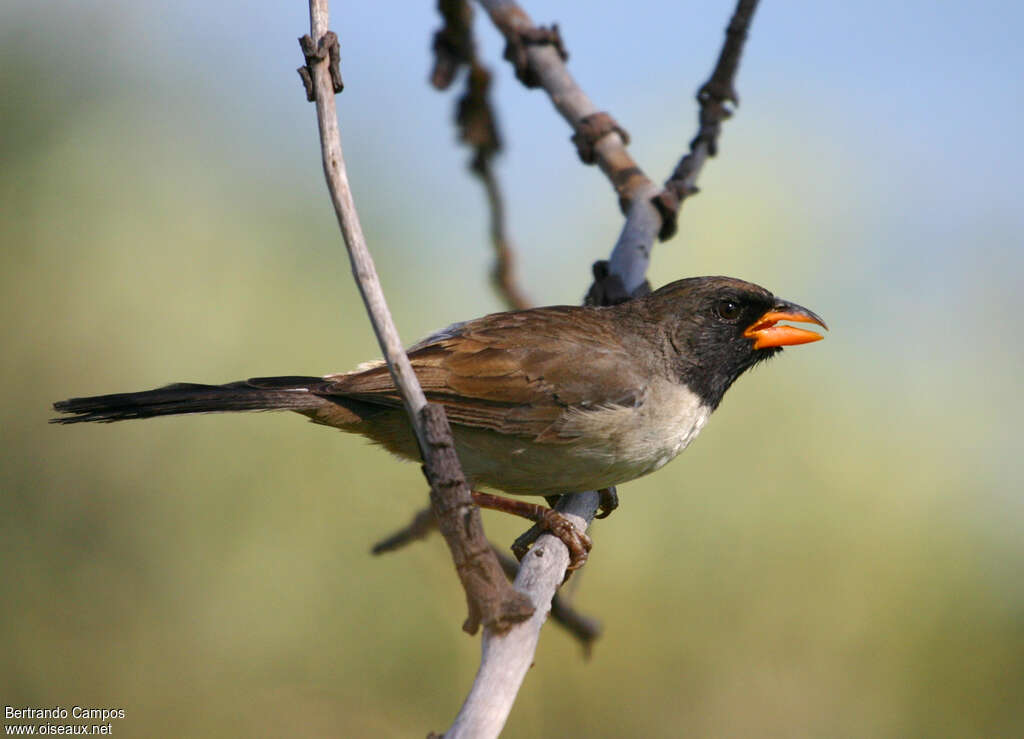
[52,276,826,567]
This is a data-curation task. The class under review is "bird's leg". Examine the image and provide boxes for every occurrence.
[471,491,592,570]
[512,487,616,561]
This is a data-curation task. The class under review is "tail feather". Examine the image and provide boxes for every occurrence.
[51,377,328,424]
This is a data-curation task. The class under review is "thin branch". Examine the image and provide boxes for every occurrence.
[476,0,655,212]
[476,0,663,301]
[300,0,533,634]
[433,0,533,310]
[458,61,533,310]
[430,0,475,90]
[609,0,759,293]
[477,0,758,299]
[655,0,760,240]
[477,155,532,310]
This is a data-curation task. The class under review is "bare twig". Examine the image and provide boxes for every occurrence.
[655,0,759,241]
[430,0,475,90]
[608,0,759,292]
[477,155,532,310]
[434,0,533,310]
[300,0,532,634]
[463,78,531,311]
[475,0,663,301]
[477,0,655,212]
[458,62,533,310]
[477,0,757,299]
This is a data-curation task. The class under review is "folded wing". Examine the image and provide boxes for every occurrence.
[320,306,647,442]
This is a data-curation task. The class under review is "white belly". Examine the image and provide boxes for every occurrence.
[454,379,712,496]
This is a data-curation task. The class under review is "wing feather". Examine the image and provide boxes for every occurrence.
[319,306,649,441]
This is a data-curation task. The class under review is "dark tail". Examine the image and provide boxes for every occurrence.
[51,376,330,424]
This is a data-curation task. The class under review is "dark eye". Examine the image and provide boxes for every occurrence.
[715,299,742,320]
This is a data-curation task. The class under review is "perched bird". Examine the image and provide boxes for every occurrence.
[53,276,826,566]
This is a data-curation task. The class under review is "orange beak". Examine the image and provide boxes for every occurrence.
[743,301,828,350]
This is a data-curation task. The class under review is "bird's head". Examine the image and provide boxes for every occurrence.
[643,276,827,409]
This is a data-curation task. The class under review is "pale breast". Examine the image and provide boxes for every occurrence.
[331,378,713,497]
[559,378,711,475]
[453,378,712,496]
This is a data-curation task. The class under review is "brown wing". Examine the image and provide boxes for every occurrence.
[319,306,647,441]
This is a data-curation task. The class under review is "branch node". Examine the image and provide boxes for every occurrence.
[650,188,683,241]
[584,260,651,307]
[572,112,630,165]
[698,0,757,107]
[297,31,343,102]
[690,94,730,156]
[430,0,474,90]
[457,64,502,164]
[502,23,568,88]
[655,0,759,244]
[610,167,646,214]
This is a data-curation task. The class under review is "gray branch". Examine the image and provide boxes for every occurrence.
[304,1,428,435]
[446,493,599,738]
[302,0,532,636]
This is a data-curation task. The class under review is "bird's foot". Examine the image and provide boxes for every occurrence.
[472,491,592,571]
[513,507,593,571]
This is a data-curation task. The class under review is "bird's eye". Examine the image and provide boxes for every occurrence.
[715,299,742,321]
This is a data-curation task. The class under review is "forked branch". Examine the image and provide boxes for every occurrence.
[476,0,759,299]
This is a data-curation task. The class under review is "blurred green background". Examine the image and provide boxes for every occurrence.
[3,1,1022,736]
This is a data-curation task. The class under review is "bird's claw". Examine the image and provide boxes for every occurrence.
[514,509,592,571]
